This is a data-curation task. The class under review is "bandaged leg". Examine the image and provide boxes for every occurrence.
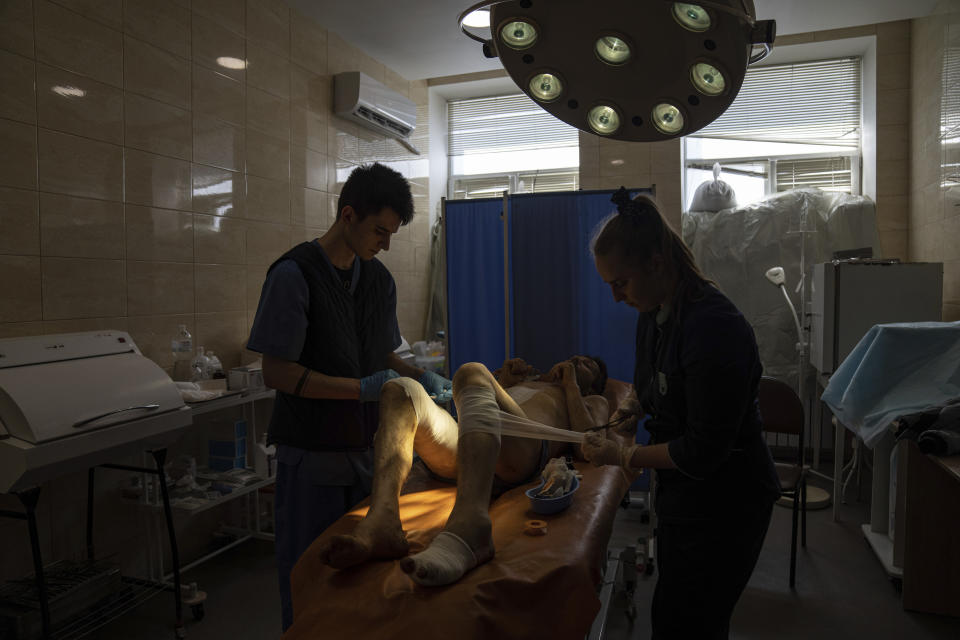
[402,367,504,585]
[321,377,456,569]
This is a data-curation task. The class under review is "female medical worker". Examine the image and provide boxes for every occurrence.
[582,188,781,640]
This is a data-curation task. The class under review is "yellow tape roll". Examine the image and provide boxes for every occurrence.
[523,519,548,536]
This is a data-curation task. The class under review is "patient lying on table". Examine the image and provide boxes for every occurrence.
[317,356,610,586]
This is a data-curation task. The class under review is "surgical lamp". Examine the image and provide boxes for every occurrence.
[765,266,831,509]
[458,1,776,142]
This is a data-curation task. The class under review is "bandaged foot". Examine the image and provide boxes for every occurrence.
[399,531,488,586]
[319,516,409,569]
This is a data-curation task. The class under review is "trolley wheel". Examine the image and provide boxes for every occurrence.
[191,603,205,621]
[645,561,655,576]
[625,602,637,622]
[174,624,187,639]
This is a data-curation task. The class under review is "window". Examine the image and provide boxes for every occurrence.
[448,94,579,199]
[684,57,862,209]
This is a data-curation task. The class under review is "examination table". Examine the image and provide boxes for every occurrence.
[285,382,634,640]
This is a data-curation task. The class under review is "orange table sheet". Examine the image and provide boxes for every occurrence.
[286,462,630,640]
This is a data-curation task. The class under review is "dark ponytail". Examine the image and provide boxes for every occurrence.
[591,187,712,295]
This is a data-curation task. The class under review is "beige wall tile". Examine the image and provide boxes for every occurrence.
[41,315,127,334]
[290,144,327,190]
[290,186,327,228]
[878,89,910,126]
[193,115,245,171]
[878,52,911,91]
[246,130,290,181]
[192,165,245,217]
[327,32,361,77]
[877,194,909,231]
[195,214,246,264]
[247,42,290,99]
[196,263,245,312]
[246,175,289,224]
[291,106,328,154]
[877,125,909,161]
[246,0,289,58]
[126,260,194,315]
[0,0,35,58]
[42,257,125,319]
[0,187,39,255]
[290,66,328,112]
[123,35,191,110]
[39,129,122,199]
[0,118,37,190]
[246,264,269,311]
[127,313,194,370]
[50,0,122,29]
[0,256,42,322]
[124,93,192,159]
[0,322,46,339]
[125,204,194,262]
[329,120,359,163]
[40,193,124,258]
[290,10,326,75]
[193,13,246,83]
[194,311,248,368]
[193,66,245,127]
[37,63,124,143]
[124,148,192,210]
[247,86,290,140]
[876,159,909,196]
[245,220,290,265]
[35,0,123,87]
[0,50,36,124]
[878,229,909,260]
[193,0,245,37]
[123,0,190,59]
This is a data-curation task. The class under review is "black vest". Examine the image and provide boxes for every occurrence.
[267,242,396,451]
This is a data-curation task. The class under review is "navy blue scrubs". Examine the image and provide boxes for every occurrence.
[636,283,780,639]
[247,240,400,631]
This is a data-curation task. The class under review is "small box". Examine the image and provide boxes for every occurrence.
[208,438,246,458]
[229,366,265,391]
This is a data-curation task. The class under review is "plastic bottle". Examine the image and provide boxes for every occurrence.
[171,324,193,381]
[206,351,225,379]
[191,347,211,381]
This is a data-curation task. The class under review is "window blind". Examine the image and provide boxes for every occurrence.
[775,157,852,192]
[692,58,861,147]
[448,94,580,155]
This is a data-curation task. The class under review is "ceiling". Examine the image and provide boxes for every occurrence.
[288,0,940,81]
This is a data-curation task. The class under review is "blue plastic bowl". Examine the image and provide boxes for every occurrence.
[525,475,580,515]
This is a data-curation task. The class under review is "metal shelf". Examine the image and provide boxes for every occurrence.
[185,388,274,417]
[52,577,166,640]
[166,477,275,516]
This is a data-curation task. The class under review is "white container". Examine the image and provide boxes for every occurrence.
[228,366,265,391]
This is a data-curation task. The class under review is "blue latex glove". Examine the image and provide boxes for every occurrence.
[420,370,453,402]
[359,369,399,402]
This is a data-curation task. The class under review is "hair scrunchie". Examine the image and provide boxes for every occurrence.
[611,186,643,218]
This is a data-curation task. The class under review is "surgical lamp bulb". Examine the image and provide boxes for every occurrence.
[652,103,684,134]
[500,20,538,50]
[691,62,726,96]
[529,73,563,102]
[672,3,711,32]
[595,36,631,65]
[587,105,621,135]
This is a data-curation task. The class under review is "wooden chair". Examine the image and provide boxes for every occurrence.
[757,375,807,588]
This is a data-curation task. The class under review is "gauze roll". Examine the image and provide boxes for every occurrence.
[455,385,502,442]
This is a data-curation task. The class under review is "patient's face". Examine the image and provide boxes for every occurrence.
[569,355,600,394]
[594,252,665,313]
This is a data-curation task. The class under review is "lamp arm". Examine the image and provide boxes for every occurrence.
[779,284,804,356]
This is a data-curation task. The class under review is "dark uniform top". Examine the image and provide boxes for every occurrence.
[636,283,781,521]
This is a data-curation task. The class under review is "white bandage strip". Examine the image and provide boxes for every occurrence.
[457,386,585,443]
[455,385,502,442]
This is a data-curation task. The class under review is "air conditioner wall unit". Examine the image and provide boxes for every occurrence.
[333,71,418,153]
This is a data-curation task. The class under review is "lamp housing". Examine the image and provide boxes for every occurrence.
[462,0,776,142]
